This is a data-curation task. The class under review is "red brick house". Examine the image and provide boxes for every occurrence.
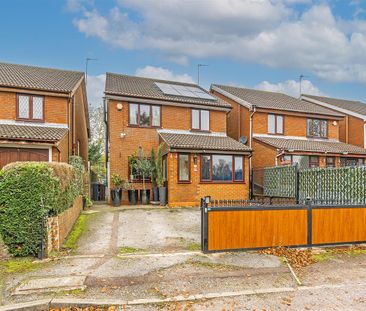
[0,63,90,168]
[302,95,366,150]
[104,73,251,207]
[211,85,366,169]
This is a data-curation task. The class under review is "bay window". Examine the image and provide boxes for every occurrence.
[129,103,161,128]
[17,94,44,121]
[201,155,244,182]
[192,109,210,131]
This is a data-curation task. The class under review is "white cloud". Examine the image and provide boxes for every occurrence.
[66,0,93,12]
[86,74,105,107]
[72,1,366,83]
[135,66,194,83]
[255,79,322,97]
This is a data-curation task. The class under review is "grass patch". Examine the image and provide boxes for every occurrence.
[62,214,88,250]
[0,258,40,274]
[312,252,334,263]
[119,246,145,254]
[187,242,201,251]
[187,259,240,270]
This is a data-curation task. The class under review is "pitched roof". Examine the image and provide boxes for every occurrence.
[158,130,251,152]
[105,73,231,109]
[254,136,366,155]
[0,62,84,93]
[0,123,68,142]
[211,84,343,117]
[302,94,366,117]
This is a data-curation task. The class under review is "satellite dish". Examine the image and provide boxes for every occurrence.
[239,136,248,145]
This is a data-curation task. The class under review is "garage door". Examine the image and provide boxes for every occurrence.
[0,147,49,169]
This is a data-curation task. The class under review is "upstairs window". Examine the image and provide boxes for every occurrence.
[307,119,327,138]
[129,103,161,128]
[192,109,210,131]
[268,114,283,134]
[17,94,44,121]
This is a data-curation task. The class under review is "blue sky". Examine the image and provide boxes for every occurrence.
[1,0,366,106]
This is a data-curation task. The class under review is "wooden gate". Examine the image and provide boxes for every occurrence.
[201,198,366,252]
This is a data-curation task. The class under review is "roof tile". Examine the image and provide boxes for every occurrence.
[105,73,231,109]
[0,63,84,93]
[0,124,68,142]
[159,131,251,152]
[254,136,366,155]
[212,84,343,117]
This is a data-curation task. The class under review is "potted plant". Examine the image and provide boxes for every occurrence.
[156,143,167,206]
[128,154,138,181]
[110,173,123,206]
[133,148,153,205]
[150,148,159,202]
[124,181,138,205]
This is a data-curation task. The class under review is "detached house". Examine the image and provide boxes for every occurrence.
[211,85,366,169]
[0,63,89,168]
[104,73,251,207]
[302,95,366,151]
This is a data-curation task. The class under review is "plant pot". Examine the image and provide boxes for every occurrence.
[111,188,122,207]
[159,186,167,206]
[153,187,159,202]
[140,189,151,205]
[128,190,138,205]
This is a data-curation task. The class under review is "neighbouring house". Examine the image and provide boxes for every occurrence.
[104,73,251,207]
[301,94,366,149]
[211,85,366,169]
[0,62,90,169]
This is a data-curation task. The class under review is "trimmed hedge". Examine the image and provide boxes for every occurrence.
[0,159,84,257]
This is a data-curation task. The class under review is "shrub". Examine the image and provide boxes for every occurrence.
[0,161,83,257]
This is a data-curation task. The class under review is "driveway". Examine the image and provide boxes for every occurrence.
[3,206,366,310]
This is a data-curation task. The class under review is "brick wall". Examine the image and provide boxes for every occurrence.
[167,152,250,207]
[253,111,339,140]
[47,195,83,254]
[108,100,228,199]
[252,140,278,168]
[73,83,89,165]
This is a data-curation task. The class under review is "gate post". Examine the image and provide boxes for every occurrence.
[306,197,312,246]
[200,197,209,253]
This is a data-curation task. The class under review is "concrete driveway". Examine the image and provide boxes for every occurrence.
[76,207,201,255]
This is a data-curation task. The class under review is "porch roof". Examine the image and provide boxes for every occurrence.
[158,130,251,153]
[0,123,68,142]
[254,136,366,155]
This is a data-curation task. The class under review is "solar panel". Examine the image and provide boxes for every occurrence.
[155,82,215,101]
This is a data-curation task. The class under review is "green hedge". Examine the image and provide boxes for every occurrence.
[0,159,84,257]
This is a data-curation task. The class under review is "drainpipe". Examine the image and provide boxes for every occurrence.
[249,105,256,171]
[103,97,109,190]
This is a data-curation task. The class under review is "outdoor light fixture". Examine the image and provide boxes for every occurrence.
[193,154,198,164]
[333,121,338,126]
[116,103,123,111]
[120,132,126,139]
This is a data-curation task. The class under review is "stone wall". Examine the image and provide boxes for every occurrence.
[47,195,83,254]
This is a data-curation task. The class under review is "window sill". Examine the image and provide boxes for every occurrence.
[177,181,191,184]
[190,129,211,133]
[16,118,45,123]
[200,181,246,184]
[128,124,161,129]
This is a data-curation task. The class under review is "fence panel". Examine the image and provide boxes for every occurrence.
[252,165,297,198]
[205,206,308,252]
[299,166,366,204]
[202,198,366,252]
[312,206,366,245]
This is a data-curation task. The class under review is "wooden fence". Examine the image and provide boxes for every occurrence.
[201,198,366,252]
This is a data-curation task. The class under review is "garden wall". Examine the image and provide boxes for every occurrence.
[47,195,83,253]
